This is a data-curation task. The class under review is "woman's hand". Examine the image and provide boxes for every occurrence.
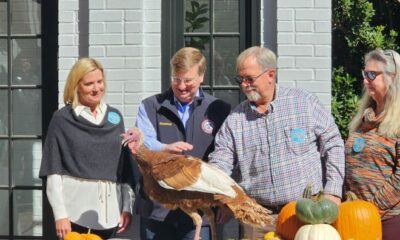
[116,211,132,233]
[163,141,193,153]
[55,218,71,239]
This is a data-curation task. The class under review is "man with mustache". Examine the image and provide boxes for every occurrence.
[208,46,345,239]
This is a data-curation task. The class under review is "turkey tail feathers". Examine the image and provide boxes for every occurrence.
[223,186,274,227]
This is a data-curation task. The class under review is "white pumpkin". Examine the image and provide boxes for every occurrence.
[294,224,341,240]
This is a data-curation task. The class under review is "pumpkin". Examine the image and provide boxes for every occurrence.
[264,231,282,240]
[276,184,312,240]
[333,191,382,240]
[294,224,341,240]
[64,231,83,240]
[295,191,339,224]
[64,230,102,240]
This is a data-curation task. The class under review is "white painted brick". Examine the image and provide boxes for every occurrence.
[315,45,331,57]
[106,22,123,33]
[126,58,143,68]
[276,81,296,88]
[89,0,106,9]
[316,69,331,80]
[315,21,331,33]
[59,46,79,57]
[296,21,313,32]
[107,69,141,80]
[106,0,142,9]
[59,11,75,22]
[278,57,295,68]
[297,81,331,93]
[125,10,143,21]
[144,34,160,45]
[124,93,143,103]
[59,35,76,45]
[144,69,161,79]
[89,46,106,57]
[58,58,76,69]
[125,22,143,33]
[90,10,123,21]
[296,9,331,20]
[105,93,123,104]
[143,22,160,33]
[125,81,143,92]
[295,57,331,68]
[107,46,141,57]
[144,57,161,68]
[278,69,313,80]
[143,0,161,10]
[143,81,162,91]
[143,46,161,57]
[277,33,294,44]
[89,34,123,45]
[59,23,76,34]
[277,21,294,32]
[277,9,294,21]
[296,33,331,44]
[315,0,331,8]
[105,81,124,92]
[125,34,142,45]
[89,22,105,33]
[315,93,331,106]
[96,57,125,69]
[144,10,161,22]
[278,0,313,8]
[278,45,313,56]
[59,1,79,11]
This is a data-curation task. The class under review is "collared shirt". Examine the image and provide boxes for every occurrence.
[135,90,199,151]
[46,103,133,229]
[209,86,345,206]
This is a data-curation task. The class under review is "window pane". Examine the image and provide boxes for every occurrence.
[12,89,42,135]
[13,140,42,186]
[214,0,239,32]
[12,39,42,85]
[0,190,9,235]
[13,190,42,236]
[0,39,7,85]
[0,1,6,35]
[0,140,8,186]
[11,0,41,35]
[214,37,239,86]
[184,0,210,33]
[0,90,8,135]
[214,89,243,107]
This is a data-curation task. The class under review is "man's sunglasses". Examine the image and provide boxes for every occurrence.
[361,70,383,81]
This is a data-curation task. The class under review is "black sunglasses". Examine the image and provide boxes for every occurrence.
[234,69,269,84]
[361,70,383,81]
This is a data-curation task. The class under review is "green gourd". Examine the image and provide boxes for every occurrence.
[295,191,339,224]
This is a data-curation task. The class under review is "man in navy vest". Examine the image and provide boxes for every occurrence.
[134,47,231,240]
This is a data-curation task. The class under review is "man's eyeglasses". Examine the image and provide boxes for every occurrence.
[171,76,198,86]
[361,70,383,81]
[234,69,269,85]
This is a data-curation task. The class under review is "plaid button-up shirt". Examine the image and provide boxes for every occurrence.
[209,86,344,206]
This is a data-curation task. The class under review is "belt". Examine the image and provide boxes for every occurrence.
[262,204,286,214]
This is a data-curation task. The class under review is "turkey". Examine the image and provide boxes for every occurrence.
[122,128,273,240]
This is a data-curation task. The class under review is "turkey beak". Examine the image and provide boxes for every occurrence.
[121,137,130,147]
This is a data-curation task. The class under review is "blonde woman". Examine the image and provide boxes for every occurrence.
[39,58,133,239]
[345,49,400,240]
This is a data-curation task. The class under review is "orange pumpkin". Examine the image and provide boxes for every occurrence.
[276,184,312,240]
[333,191,382,240]
[64,230,102,240]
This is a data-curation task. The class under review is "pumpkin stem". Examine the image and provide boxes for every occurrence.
[346,191,359,201]
[315,190,325,201]
[302,183,313,199]
[88,228,91,234]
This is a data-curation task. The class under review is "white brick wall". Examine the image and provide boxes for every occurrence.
[263,0,332,108]
[58,0,162,127]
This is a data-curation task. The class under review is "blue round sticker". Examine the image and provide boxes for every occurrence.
[290,128,307,144]
[108,112,121,125]
[353,137,365,152]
